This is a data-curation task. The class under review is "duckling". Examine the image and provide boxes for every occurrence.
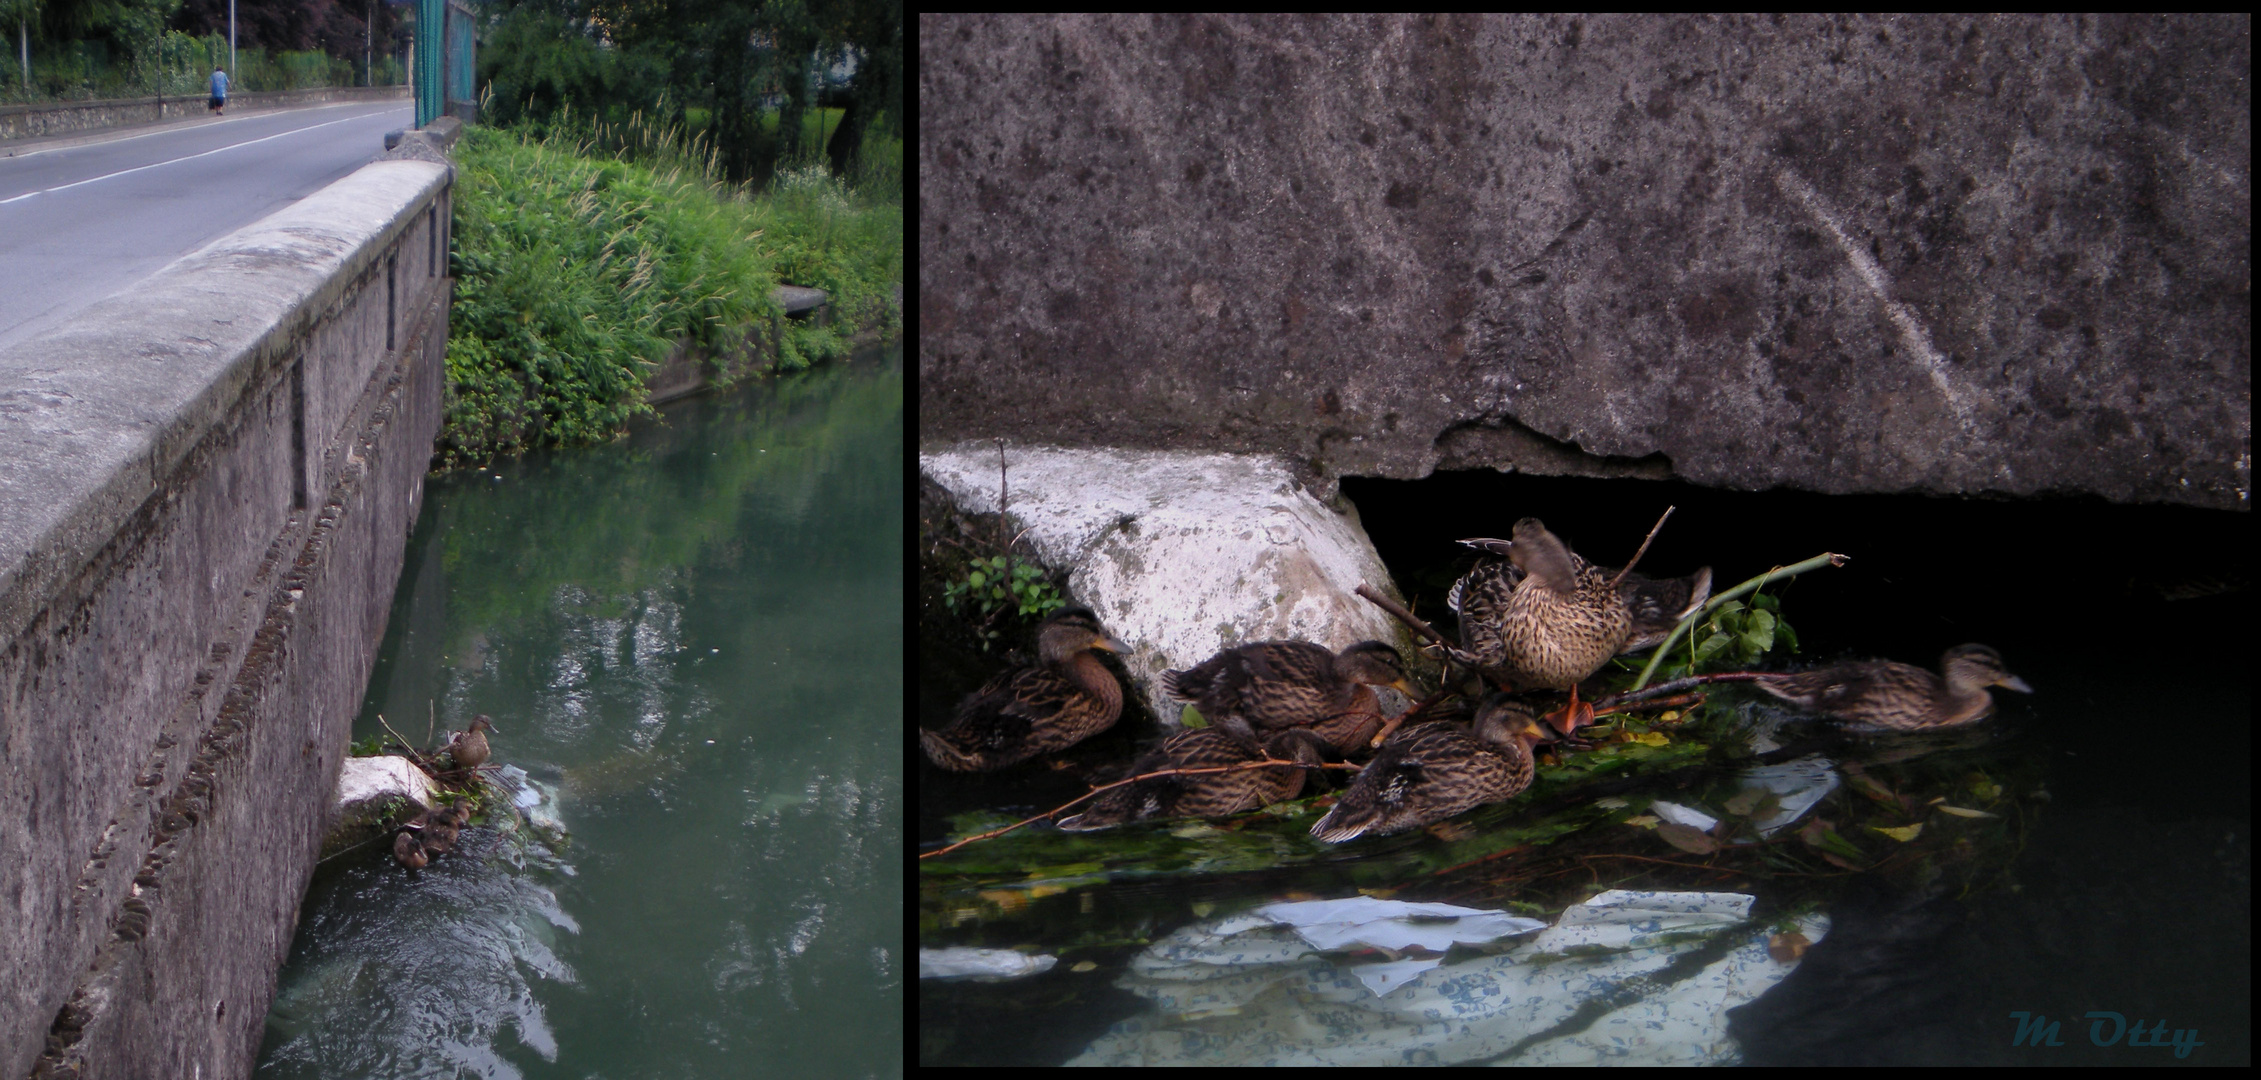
[1310,694,1552,843]
[391,828,429,869]
[1162,640,1412,752]
[921,607,1130,771]
[446,715,497,770]
[1055,728,1330,831]
[1445,519,1633,690]
[418,802,471,857]
[1752,643,2033,731]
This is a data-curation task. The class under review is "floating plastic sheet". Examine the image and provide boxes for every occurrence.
[920,947,1058,981]
[1651,755,1838,841]
[1070,890,1830,1065]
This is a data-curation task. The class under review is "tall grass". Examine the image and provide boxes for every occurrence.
[439,114,901,468]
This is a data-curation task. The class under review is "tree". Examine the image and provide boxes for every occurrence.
[479,0,901,186]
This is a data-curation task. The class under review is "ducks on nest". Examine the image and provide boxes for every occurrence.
[1753,643,2032,731]
[1055,727,1331,831]
[1448,518,1711,688]
[1310,694,1553,843]
[1162,640,1413,753]
[921,607,1129,771]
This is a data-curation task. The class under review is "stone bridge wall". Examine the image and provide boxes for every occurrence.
[0,143,451,1077]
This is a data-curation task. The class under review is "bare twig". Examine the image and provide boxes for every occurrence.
[425,700,435,749]
[1609,505,1677,589]
[1595,672,1763,711]
[376,713,425,762]
[1354,584,1450,649]
[918,756,1362,860]
[1591,691,1707,719]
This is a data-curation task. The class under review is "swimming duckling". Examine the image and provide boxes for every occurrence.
[921,607,1129,771]
[1162,640,1412,752]
[392,828,429,869]
[1310,694,1553,843]
[1752,643,2033,731]
[446,715,496,770]
[418,802,471,857]
[1055,728,1330,831]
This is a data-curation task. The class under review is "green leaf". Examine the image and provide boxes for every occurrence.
[967,570,986,588]
[1742,609,1775,653]
[1751,592,1779,611]
[1179,704,1209,729]
[989,556,1007,570]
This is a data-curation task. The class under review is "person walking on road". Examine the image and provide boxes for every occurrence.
[209,68,228,115]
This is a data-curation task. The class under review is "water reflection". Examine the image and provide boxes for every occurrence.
[260,348,902,1078]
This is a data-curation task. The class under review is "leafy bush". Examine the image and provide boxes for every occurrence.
[439,123,901,467]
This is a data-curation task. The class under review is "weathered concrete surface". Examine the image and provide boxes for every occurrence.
[920,14,2251,511]
[0,157,450,1078]
[921,443,1424,721]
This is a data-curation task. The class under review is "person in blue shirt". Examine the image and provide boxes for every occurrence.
[209,68,228,115]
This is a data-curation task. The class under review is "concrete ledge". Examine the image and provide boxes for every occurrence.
[0,154,451,1076]
[0,85,411,142]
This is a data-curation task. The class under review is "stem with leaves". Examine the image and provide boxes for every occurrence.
[1631,552,1849,691]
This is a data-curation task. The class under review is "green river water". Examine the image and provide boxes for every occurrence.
[257,347,902,1078]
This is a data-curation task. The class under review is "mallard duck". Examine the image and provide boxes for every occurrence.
[1055,727,1330,831]
[921,607,1129,771]
[1451,522,1712,670]
[446,715,496,770]
[1162,640,1412,751]
[1615,565,1714,653]
[1752,643,2033,731]
[1310,694,1552,843]
[1445,519,1634,690]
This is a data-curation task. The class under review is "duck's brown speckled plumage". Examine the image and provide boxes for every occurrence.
[1055,728,1328,831]
[1615,566,1714,653]
[920,608,1128,771]
[1451,523,1711,670]
[1755,643,2033,731]
[1310,695,1552,843]
[1162,640,1410,749]
[1446,519,1634,690]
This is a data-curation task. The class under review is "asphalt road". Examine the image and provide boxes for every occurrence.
[0,100,415,353]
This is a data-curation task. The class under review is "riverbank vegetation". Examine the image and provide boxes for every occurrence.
[437,0,902,467]
[438,112,901,467]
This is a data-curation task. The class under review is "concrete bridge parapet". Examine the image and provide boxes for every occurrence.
[0,153,452,1078]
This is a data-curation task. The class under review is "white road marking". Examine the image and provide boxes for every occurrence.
[0,101,411,161]
[0,107,412,205]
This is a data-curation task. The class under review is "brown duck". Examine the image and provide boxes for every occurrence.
[1451,521,1712,674]
[1310,694,1553,843]
[1161,640,1412,753]
[446,715,497,770]
[392,828,429,869]
[921,607,1129,771]
[1753,643,2033,731]
[1445,519,1635,690]
[1055,727,1330,831]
